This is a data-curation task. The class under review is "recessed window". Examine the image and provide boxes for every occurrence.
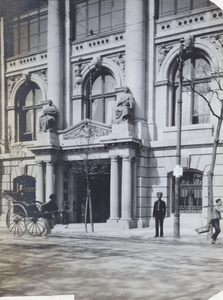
[171,55,210,126]
[16,82,42,141]
[84,71,116,124]
[72,0,125,40]
[157,0,213,18]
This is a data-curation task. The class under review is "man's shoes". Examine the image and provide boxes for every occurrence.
[160,235,164,238]
[154,235,159,238]
[211,240,216,244]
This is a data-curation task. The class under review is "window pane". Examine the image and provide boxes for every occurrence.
[159,0,175,17]
[177,0,191,14]
[14,40,19,56]
[34,88,42,104]
[30,35,39,51]
[105,96,115,124]
[20,22,28,38]
[39,32,47,49]
[88,2,99,18]
[101,0,112,14]
[89,17,99,33]
[13,25,18,40]
[25,90,33,106]
[40,16,47,32]
[30,20,38,35]
[193,83,210,124]
[104,74,115,93]
[76,3,87,21]
[113,0,125,10]
[26,110,33,133]
[182,59,191,80]
[76,21,87,38]
[113,10,125,29]
[193,0,208,9]
[101,13,112,31]
[20,38,28,53]
[92,76,102,95]
[181,89,191,125]
[195,58,210,78]
[92,98,103,122]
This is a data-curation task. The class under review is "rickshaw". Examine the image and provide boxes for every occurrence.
[4,191,46,237]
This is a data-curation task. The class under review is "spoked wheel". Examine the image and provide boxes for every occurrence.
[27,215,45,236]
[6,203,28,236]
[26,201,45,236]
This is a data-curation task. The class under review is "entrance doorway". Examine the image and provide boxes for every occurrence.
[172,170,202,213]
[76,173,110,223]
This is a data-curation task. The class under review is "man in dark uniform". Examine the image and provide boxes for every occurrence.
[41,194,58,238]
[153,192,166,237]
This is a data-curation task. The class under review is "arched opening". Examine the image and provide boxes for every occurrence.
[172,170,203,213]
[170,53,211,126]
[16,82,42,141]
[83,69,116,124]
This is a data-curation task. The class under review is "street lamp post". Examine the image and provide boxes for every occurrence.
[173,38,185,238]
[75,58,93,120]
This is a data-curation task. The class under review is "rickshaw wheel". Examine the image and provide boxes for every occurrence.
[6,203,28,236]
[26,200,45,236]
[27,216,45,236]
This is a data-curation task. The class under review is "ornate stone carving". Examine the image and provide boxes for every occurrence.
[63,122,111,140]
[113,52,125,74]
[30,69,47,84]
[158,44,172,70]
[39,100,59,132]
[201,34,223,54]
[7,76,20,99]
[114,86,135,124]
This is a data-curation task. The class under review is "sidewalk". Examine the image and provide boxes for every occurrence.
[1,214,222,245]
[51,215,222,245]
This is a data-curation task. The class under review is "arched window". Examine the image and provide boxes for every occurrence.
[16,82,42,141]
[171,54,211,126]
[84,70,116,124]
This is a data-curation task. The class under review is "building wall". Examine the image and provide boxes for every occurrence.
[0,0,223,228]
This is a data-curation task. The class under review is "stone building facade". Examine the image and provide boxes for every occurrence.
[0,0,222,229]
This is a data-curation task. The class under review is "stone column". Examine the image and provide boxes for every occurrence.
[125,0,146,122]
[109,156,120,221]
[36,161,44,203]
[45,161,54,200]
[121,156,132,220]
[47,0,64,129]
[55,161,63,211]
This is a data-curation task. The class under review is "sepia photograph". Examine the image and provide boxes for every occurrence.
[0,0,223,299]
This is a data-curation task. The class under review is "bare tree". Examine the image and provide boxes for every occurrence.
[184,63,223,225]
[71,120,109,233]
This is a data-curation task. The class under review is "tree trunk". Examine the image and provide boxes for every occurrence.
[207,106,223,238]
[85,196,88,233]
[89,190,94,233]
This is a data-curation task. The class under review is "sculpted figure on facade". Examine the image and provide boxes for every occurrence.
[39,100,59,132]
[115,86,135,123]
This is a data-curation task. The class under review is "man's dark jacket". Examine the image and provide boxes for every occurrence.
[153,200,166,219]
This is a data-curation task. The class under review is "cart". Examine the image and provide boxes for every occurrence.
[4,191,46,237]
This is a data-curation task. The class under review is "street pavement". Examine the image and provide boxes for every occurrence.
[0,216,222,300]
